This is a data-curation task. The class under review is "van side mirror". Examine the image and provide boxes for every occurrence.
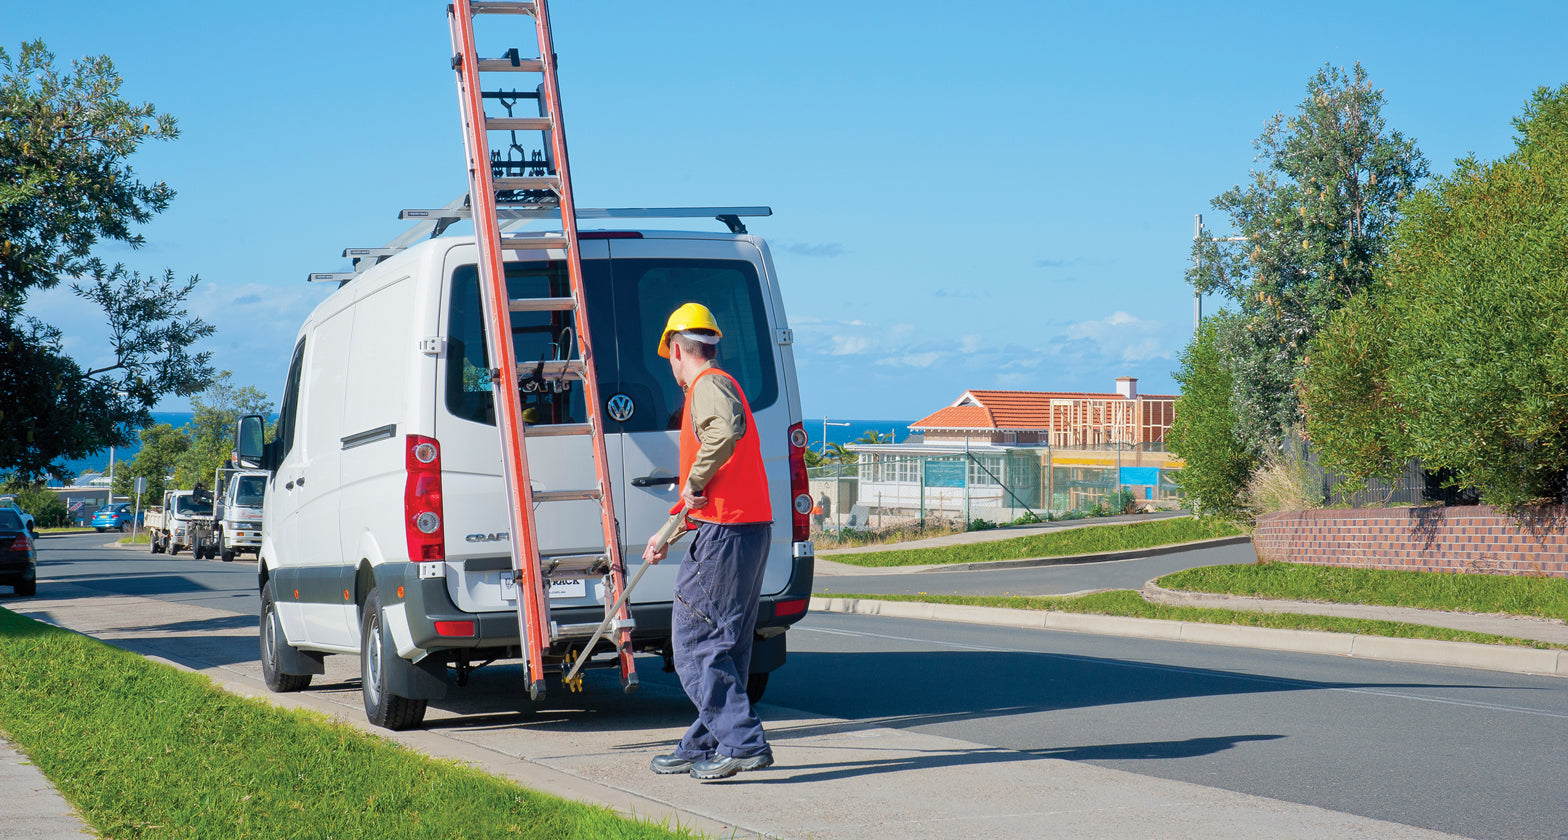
[235,415,266,469]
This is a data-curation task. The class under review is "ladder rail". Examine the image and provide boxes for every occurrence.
[448,0,553,698]
[531,0,637,680]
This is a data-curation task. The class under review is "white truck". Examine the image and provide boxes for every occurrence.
[145,488,219,558]
[215,469,269,563]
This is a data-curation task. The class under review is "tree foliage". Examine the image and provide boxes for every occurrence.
[0,40,213,480]
[1302,83,1568,507]
[172,371,273,491]
[1189,63,1427,452]
[110,423,188,507]
[1168,315,1257,520]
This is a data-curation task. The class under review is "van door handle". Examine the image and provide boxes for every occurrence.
[631,476,678,487]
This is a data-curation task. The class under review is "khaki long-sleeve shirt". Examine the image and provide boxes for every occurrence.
[652,361,747,550]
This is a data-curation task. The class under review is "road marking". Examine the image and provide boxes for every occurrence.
[799,625,1568,721]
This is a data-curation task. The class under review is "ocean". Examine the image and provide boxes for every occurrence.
[55,413,912,481]
[55,411,195,483]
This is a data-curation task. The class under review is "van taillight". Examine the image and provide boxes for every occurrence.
[788,422,810,542]
[404,435,445,562]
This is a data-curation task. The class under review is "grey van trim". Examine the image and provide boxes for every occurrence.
[341,424,397,450]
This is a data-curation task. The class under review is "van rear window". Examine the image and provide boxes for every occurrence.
[446,261,613,427]
[445,256,777,432]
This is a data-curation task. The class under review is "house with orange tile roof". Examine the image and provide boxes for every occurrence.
[841,378,1184,520]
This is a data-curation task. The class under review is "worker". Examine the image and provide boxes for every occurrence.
[642,302,775,781]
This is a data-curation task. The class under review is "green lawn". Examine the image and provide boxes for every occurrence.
[826,516,1244,567]
[0,608,699,840]
[1157,562,1568,621]
[820,590,1566,650]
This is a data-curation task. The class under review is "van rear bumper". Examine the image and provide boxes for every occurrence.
[381,549,816,660]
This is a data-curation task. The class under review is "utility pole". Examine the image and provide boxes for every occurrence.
[1192,213,1249,334]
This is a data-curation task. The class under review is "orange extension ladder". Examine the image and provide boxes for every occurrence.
[447,0,633,701]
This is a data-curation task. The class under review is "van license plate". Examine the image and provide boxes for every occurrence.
[548,580,586,599]
[500,575,517,601]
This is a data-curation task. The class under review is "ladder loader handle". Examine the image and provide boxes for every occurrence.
[562,505,688,687]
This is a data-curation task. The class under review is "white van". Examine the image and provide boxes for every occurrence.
[235,228,815,729]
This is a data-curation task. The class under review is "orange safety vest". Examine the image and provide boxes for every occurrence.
[673,367,773,525]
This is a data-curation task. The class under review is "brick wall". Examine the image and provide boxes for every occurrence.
[1253,506,1568,578]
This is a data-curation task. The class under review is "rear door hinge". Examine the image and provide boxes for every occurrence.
[775,328,794,345]
[420,337,447,356]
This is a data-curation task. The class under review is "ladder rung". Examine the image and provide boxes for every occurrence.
[499,236,568,251]
[542,552,608,578]
[470,0,537,14]
[478,57,544,73]
[495,176,560,193]
[524,422,592,437]
[509,297,575,313]
[533,488,602,503]
[551,621,603,640]
[488,117,552,132]
[517,360,586,379]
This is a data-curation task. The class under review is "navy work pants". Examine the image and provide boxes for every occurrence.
[671,520,772,761]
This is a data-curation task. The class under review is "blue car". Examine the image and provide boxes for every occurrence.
[91,504,137,532]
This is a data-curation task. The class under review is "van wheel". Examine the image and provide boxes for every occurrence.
[361,589,427,730]
[260,581,312,692]
[746,672,769,705]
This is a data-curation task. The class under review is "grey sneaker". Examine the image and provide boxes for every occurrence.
[650,754,695,775]
[690,752,775,781]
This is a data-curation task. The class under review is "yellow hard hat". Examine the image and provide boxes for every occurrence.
[657,303,722,358]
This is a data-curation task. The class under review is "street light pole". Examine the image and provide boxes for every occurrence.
[1192,213,1249,334]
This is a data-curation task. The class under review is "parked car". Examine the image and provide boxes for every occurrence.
[0,509,36,596]
[0,496,36,537]
[91,503,137,532]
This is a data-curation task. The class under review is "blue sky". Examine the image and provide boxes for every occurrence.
[10,0,1567,421]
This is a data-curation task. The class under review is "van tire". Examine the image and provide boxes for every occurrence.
[360,589,427,730]
[260,581,312,692]
[746,672,769,704]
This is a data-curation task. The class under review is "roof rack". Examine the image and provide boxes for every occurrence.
[307,200,771,283]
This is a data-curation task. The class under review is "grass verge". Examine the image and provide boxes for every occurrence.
[1157,562,1568,621]
[819,591,1566,650]
[826,516,1244,568]
[0,608,698,840]
[116,531,151,545]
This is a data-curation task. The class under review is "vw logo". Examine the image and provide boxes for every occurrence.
[606,393,635,422]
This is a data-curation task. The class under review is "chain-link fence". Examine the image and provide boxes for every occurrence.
[807,444,1183,539]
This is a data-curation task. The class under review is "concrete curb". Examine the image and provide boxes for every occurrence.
[819,535,1253,576]
[809,596,1568,679]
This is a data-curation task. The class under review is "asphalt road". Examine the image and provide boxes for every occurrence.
[816,540,1259,596]
[14,532,1568,840]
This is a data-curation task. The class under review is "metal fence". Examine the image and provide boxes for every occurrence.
[806,445,1182,536]
[1286,438,1431,508]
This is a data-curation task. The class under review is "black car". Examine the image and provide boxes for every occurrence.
[0,509,36,597]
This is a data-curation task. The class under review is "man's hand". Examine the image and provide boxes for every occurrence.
[682,484,709,510]
[643,532,669,565]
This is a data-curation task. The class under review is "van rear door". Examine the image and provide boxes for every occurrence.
[603,236,796,601]
[437,240,624,614]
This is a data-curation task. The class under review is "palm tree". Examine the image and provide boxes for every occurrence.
[856,430,894,445]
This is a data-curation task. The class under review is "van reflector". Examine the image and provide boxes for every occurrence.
[787,422,810,542]
[404,435,446,562]
[434,620,476,637]
[774,598,809,618]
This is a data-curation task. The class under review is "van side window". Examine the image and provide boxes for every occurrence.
[618,259,778,432]
[275,340,306,461]
[445,261,613,427]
